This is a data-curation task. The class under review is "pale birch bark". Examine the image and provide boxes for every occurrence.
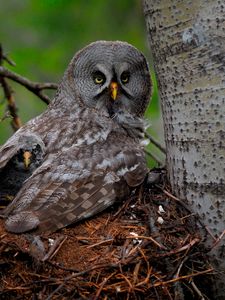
[142,0,225,298]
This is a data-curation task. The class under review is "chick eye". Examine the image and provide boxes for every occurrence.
[121,72,130,84]
[93,71,106,84]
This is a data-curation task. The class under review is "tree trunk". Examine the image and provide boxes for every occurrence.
[142,0,225,298]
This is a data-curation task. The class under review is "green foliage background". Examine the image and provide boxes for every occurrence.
[0,0,164,166]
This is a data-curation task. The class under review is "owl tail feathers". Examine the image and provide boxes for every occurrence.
[5,211,40,233]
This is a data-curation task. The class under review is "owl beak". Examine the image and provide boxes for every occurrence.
[110,82,118,101]
[23,151,32,169]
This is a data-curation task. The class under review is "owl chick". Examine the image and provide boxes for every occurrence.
[0,134,45,208]
[2,41,151,234]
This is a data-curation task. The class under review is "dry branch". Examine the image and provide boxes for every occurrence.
[0,45,22,130]
[145,131,166,154]
[0,66,57,104]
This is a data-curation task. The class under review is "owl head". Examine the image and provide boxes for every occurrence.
[57,41,151,120]
[13,134,45,171]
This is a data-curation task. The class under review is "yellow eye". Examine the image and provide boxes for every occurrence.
[121,72,130,84]
[93,71,106,85]
[94,76,104,84]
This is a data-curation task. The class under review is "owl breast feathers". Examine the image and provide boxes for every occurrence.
[0,41,152,234]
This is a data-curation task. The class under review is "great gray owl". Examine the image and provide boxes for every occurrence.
[1,41,151,234]
[0,134,45,208]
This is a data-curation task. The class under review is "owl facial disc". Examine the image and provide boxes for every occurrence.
[68,41,151,118]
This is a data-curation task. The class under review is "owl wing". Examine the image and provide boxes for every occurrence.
[4,147,148,234]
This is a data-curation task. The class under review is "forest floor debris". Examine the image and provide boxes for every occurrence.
[0,169,214,299]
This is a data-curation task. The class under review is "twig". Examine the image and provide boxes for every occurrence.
[145,149,163,166]
[133,260,141,284]
[111,195,134,220]
[158,238,200,257]
[0,79,22,130]
[42,235,67,261]
[0,46,22,131]
[204,226,217,242]
[145,131,166,154]
[174,256,188,279]
[158,185,209,237]
[211,229,225,250]
[191,280,206,300]
[126,235,167,250]
[135,247,152,287]
[94,272,116,300]
[0,111,11,123]
[0,66,58,104]
[136,265,152,288]
[157,186,194,214]
[160,188,181,202]
[1,49,16,66]
[46,260,79,273]
[153,268,213,287]
[86,238,113,249]
[117,273,134,292]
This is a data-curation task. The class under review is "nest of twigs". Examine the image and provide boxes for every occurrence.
[0,169,214,299]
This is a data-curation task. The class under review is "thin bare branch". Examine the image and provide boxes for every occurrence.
[0,45,22,130]
[145,149,164,166]
[0,66,58,104]
[2,54,16,66]
[145,131,166,154]
[0,79,22,130]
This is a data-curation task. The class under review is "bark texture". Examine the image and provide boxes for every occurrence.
[143,0,225,297]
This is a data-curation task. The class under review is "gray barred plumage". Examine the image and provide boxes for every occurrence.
[1,41,152,233]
